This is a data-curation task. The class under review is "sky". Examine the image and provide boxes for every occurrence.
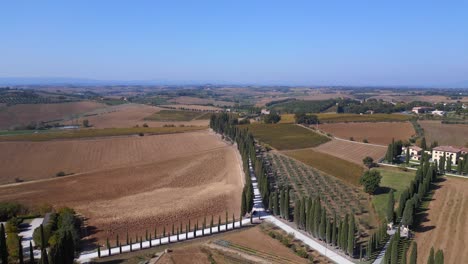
[1,1,467,86]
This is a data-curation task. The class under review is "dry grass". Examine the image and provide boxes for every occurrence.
[314,139,387,166]
[419,120,468,146]
[168,96,235,107]
[316,113,412,123]
[0,130,243,244]
[317,122,415,145]
[283,148,364,186]
[0,101,106,129]
[415,177,468,264]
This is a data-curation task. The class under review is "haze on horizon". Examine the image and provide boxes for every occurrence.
[1,0,467,87]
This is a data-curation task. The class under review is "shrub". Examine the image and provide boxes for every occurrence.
[56,171,66,177]
[295,247,308,258]
[350,137,354,141]
[138,132,144,136]
[142,123,149,127]
[0,202,25,221]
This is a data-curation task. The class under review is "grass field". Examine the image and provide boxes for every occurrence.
[317,113,412,123]
[144,110,209,121]
[0,126,205,141]
[240,124,330,150]
[283,148,364,186]
[370,167,415,220]
[314,139,387,165]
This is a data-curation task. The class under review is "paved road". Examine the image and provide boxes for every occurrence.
[19,218,43,259]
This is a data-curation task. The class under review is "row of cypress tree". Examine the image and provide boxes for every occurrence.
[292,196,356,257]
[210,113,273,216]
[385,138,403,163]
[268,187,290,220]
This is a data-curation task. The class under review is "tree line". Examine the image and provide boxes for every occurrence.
[210,113,273,216]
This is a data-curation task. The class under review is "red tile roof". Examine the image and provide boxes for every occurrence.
[433,146,461,153]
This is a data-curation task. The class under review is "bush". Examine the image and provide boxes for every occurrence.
[350,137,354,141]
[359,170,382,194]
[363,138,369,143]
[142,123,149,127]
[138,132,144,136]
[295,247,309,258]
[6,217,21,233]
[0,202,25,221]
[6,232,20,262]
[56,171,66,177]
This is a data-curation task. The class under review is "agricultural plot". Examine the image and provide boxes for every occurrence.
[267,153,374,235]
[283,148,364,186]
[240,124,330,150]
[144,110,209,122]
[314,139,387,166]
[419,120,468,146]
[0,126,205,142]
[0,130,243,244]
[167,96,235,106]
[415,177,468,264]
[316,113,412,123]
[0,101,106,129]
[370,168,415,219]
[160,104,222,111]
[318,121,415,145]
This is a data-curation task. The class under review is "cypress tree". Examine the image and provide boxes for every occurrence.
[342,214,349,252]
[126,230,129,245]
[326,218,332,244]
[409,242,417,264]
[210,216,214,234]
[385,237,393,264]
[218,216,221,231]
[140,236,142,249]
[435,249,444,264]
[232,214,235,229]
[446,156,452,172]
[300,198,306,229]
[331,213,337,246]
[97,246,101,258]
[337,220,343,249]
[294,199,300,227]
[401,242,408,264]
[313,198,321,237]
[284,188,290,220]
[29,241,34,264]
[401,199,414,227]
[319,209,326,240]
[225,211,228,230]
[387,189,395,223]
[347,215,355,256]
[240,213,243,227]
[405,147,410,164]
[18,237,24,264]
[172,223,175,236]
[390,236,399,264]
[0,224,8,263]
[274,191,280,216]
[241,188,247,216]
[427,247,435,264]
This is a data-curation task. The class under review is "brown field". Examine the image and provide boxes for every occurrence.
[0,130,243,244]
[0,101,106,129]
[168,96,235,106]
[318,122,415,145]
[160,104,222,111]
[415,177,468,264]
[370,94,468,103]
[314,139,387,166]
[70,103,209,128]
[419,120,468,146]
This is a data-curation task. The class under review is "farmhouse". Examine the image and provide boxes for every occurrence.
[402,145,423,161]
[261,109,270,115]
[432,146,462,165]
[412,106,434,114]
[431,110,445,116]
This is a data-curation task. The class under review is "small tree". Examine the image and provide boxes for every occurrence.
[406,147,410,164]
[435,249,444,264]
[359,170,382,194]
[427,247,435,264]
[83,119,90,127]
[362,156,374,168]
[386,189,395,223]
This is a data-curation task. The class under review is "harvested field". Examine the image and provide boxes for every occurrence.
[0,129,213,183]
[144,110,210,122]
[0,126,204,142]
[318,122,415,145]
[0,101,106,129]
[415,177,468,264]
[316,113,412,123]
[0,130,244,244]
[168,96,235,107]
[68,104,209,128]
[370,94,468,103]
[314,139,387,166]
[160,104,222,111]
[240,124,330,150]
[419,120,468,146]
[282,148,364,186]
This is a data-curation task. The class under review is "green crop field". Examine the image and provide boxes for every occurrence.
[316,113,412,123]
[240,124,330,150]
[0,126,206,141]
[371,167,415,219]
[144,110,208,121]
[284,148,364,186]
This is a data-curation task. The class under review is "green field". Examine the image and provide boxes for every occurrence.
[284,148,364,186]
[144,110,209,121]
[0,126,206,141]
[316,113,412,123]
[371,167,415,219]
[241,124,330,150]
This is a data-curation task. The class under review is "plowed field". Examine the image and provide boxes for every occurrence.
[314,139,387,165]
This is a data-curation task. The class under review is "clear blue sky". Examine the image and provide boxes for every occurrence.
[1,1,467,86]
